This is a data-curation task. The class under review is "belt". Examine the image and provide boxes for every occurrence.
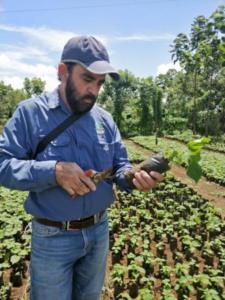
[34,210,105,230]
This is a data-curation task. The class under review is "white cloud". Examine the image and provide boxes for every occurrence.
[157,62,181,75]
[0,24,75,51]
[0,22,177,90]
[0,24,68,91]
[0,53,58,90]
[0,23,174,50]
[0,44,52,63]
[0,23,112,90]
[0,53,56,75]
[1,76,24,90]
[114,33,175,42]
[0,24,109,51]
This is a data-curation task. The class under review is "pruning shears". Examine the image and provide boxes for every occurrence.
[84,168,115,185]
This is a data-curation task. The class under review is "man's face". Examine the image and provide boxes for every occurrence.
[65,64,105,113]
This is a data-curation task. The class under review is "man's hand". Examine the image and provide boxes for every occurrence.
[55,162,96,197]
[132,170,164,192]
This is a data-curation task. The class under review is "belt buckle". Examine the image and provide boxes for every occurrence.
[94,212,101,224]
[63,221,77,231]
[94,214,98,224]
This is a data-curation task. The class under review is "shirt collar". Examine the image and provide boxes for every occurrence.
[46,87,70,115]
[46,88,60,109]
[45,87,96,116]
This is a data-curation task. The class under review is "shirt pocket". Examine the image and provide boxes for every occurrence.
[38,134,71,160]
[94,141,114,170]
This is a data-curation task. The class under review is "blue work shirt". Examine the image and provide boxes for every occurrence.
[0,89,132,220]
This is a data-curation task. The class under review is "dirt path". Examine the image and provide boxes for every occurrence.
[124,139,225,218]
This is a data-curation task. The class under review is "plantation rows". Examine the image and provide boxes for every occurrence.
[0,139,225,299]
[130,136,225,186]
[165,131,225,154]
[107,177,225,299]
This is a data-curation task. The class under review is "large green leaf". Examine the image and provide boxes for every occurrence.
[187,160,202,182]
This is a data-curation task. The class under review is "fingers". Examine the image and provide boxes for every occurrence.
[80,173,96,192]
[132,170,164,192]
[150,171,164,182]
[68,176,96,198]
[55,161,96,198]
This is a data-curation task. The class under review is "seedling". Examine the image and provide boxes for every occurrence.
[85,137,210,187]
[165,137,210,182]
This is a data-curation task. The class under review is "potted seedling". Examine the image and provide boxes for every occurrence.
[85,137,210,187]
[111,263,127,297]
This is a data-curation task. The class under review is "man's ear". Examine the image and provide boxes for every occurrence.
[58,63,68,81]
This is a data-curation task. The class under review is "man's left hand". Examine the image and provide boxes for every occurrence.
[132,170,164,192]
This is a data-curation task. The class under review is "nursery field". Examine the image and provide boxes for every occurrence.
[0,136,225,300]
[104,180,225,299]
[164,132,225,155]
[130,136,225,187]
[124,139,225,218]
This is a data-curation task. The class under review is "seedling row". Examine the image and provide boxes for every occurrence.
[130,136,225,186]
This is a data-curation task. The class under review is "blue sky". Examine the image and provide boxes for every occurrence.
[0,0,224,90]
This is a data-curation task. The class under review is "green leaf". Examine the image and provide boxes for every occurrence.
[187,160,202,182]
[187,137,210,153]
[10,255,20,265]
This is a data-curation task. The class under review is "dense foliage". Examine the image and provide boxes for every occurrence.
[129,136,225,186]
[98,5,225,138]
[0,78,45,132]
[0,7,224,140]
[106,179,225,299]
[0,188,30,299]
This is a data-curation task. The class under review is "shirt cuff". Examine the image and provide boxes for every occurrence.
[33,160,57,188]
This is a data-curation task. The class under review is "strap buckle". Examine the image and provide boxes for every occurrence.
[62,221,79,231]
[94,213,99,224]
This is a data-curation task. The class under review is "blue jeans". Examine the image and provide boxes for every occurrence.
[30,212,109,300]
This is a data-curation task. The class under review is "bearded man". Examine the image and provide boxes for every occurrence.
[0,36,163,300]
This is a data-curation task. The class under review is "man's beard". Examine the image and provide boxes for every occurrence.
[65,75,96,114]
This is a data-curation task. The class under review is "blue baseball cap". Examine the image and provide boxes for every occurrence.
[61,35,120,80]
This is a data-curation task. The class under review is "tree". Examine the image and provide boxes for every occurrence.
[99,70,138,135]
[169,5,225,136]
[23,77,46,98]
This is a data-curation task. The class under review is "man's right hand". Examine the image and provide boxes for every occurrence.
[55,162,96,197]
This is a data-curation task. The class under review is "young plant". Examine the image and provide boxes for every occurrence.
[165,137,210,182]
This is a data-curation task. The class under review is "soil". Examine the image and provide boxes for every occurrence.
[3,263,29,300]
[124,139,225,218]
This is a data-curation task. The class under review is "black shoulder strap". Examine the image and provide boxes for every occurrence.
[31,113,83,159]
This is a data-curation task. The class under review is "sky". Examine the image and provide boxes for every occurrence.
[0,0,224,90]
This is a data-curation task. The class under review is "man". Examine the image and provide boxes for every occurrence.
[0,36,163,300]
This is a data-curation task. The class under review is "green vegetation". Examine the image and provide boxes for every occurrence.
[107,177,225,299]
[98,6,225,139]
[130,136,225,186]
[1,7,224,140]
[166,130,225,154]
[0,188,31,299]
[0,5,225,300]
[0,78,45,132]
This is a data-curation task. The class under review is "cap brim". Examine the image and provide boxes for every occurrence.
[61,59,120,80]
[85,60,120,80]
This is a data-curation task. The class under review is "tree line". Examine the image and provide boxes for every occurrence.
[0,6,224,138]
